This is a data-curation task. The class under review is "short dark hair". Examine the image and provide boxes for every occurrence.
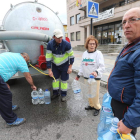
[21,52,30,62]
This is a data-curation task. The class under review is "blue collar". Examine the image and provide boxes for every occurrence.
[53,39,63,47]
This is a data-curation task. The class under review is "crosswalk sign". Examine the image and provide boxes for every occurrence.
[87,1,99,18]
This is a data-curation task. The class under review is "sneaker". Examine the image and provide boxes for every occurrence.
[61,96,66,102]
[85,106,95,110]
[12,105,19,111]
[7,118,26,126]
[93,109,100,116]
[51,94,60,100]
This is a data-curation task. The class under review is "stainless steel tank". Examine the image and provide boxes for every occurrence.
[2,1,65,64]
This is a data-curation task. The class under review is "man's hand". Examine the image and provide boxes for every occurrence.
[67,65,72,74]
[91,71,97,78]
[118,120,132,134]
[6,83,10,89]
[31,85,37,90]
[48,69,53,77]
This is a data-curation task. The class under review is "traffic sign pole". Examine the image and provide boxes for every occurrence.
[90,18,92,35]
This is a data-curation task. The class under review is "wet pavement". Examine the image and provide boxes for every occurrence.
[0,73,108,140]
[0,53,140,140]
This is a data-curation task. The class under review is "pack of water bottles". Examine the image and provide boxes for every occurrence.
[97,92,136,140]
[97,116,136,140]
[31,88,51,105]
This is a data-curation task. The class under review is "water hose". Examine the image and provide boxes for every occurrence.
[29,63,56,82]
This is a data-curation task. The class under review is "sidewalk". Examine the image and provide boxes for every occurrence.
[72,51,117,88]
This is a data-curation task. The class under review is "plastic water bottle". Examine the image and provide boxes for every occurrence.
[97,117,119,140]
[71,79,82,100]
[100,93,113,121]
[87,75,96,98]
[102,92,112,109]
[98,117,106,136]
[100,106,114,121]
[102,92,111,103]
[44,89,51,104]
[98,116,114,136]
[38,88,45,104]
[31,90,39,105]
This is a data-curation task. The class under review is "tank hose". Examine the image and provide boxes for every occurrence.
[29,63,56,82]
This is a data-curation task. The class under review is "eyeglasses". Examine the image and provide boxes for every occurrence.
[122,18,140,26]
[88,43,96,46]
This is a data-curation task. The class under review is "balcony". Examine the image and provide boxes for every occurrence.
[78,0,87,11]
[78,0,139,27]
[79,15,87,21]
[78,0,107,11]
[108,0,138,9]
[78,0,138,11]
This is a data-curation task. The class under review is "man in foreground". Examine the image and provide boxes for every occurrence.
[108,7,140,137]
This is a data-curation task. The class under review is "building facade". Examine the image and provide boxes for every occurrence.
[63,23,68,37]
[67,0,140,48]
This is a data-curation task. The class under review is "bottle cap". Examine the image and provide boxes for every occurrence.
[112,117,119,125]
[38,88,42,91]
[45,89,48,91]
[89,75,94,78]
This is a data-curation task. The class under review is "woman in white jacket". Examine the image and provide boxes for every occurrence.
[76,35,105,116]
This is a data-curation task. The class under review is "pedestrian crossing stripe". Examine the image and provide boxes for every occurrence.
[89,3,97,16]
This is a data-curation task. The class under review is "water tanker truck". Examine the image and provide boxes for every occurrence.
[0,0,65,80]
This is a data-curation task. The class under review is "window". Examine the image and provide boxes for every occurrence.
[76,31,80,41]
[119,1,125,6]
[70,16,74,25]
[102,25,108,44]
[95,27,102,44]
[94,21,122,44]
[71,32,74,41]
[76,14,80,24]
[108,25,114,44]
[114,23,122,44]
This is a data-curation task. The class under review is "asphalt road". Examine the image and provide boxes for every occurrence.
[0,73,139,140]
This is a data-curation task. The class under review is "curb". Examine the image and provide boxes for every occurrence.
[72,69,107,89]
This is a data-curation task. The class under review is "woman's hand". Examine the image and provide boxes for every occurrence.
[91,71,97,78]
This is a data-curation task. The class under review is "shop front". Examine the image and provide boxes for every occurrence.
[94,21,122,45]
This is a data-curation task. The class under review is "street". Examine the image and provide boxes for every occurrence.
[0,73,139,140]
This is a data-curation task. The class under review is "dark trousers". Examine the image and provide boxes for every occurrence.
[52,64,69,97]
[111,98,137,136]
[0,76,17,123]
